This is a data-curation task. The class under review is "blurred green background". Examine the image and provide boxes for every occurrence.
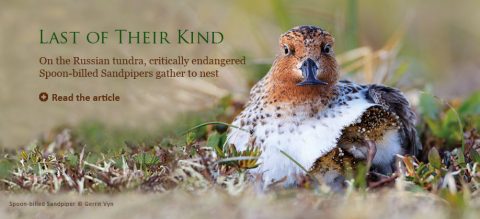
[1,0,479,148]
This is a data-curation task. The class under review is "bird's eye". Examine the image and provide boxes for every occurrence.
[283,45,290,55]
[322,44,332,54]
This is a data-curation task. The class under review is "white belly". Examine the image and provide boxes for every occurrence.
[228,96,377,186]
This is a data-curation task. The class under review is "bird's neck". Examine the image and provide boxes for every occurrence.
[264,75,338,107]
[263,59,340,106]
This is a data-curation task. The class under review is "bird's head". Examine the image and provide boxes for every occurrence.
[266,26,339,104]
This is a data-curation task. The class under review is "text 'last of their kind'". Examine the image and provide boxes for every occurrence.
[39,29,224,44]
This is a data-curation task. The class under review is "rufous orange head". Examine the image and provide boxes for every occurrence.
[266,26,339,104]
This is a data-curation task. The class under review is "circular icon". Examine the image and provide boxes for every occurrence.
[39,92,48,102]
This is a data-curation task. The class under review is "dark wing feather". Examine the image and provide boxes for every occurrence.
[366,84,422,156]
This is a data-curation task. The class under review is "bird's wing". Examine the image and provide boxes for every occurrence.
[366,84,422,156]
[227,77,267,151]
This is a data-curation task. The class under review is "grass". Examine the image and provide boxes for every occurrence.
[0,95,479,218]
[1,91,479,191]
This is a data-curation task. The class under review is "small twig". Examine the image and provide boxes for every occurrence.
[368,172,399,188]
